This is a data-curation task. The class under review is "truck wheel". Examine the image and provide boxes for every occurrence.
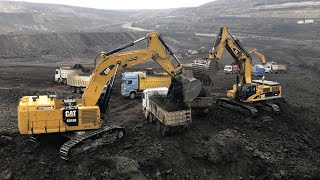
[76,87,82,94]
[71,87,76,93]
[161,125,168,137]
[148,113,155,123]
[129,92,136,99]
[156,120,161,132]
[62,79,67,85]
[57,79,62,84]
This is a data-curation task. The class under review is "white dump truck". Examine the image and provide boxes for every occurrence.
[142,88,191,136]
[67,74,109,94]
[55,67,83,84]
[264,62,287,73]
[142,87,212,136]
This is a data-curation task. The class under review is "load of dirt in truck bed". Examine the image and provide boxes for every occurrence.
[150,95,189,112]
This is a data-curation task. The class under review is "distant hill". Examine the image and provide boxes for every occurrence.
[0,1,162,34]
[192,0,320,18]
[133,0,320,35]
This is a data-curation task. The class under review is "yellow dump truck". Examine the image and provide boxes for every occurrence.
[121,71,171,99]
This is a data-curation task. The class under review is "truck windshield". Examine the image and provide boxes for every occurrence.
[55,70,59,74]
[127,80,132,85]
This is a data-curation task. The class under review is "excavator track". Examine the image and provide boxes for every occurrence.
[265,103,280,114]
[60,125,125,160]
[216,98,258,118]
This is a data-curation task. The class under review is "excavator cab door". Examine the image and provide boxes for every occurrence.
[236,84,256,101]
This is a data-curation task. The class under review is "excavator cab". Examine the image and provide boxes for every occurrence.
[235,84,257,101]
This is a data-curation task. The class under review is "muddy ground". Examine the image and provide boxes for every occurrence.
[0,60,319,180]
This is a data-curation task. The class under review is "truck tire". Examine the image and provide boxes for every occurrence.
[57,79,62,84]
[129,92,136,99]
[148,113,155,123]
[62,79,67,85]
[76,87,82,94]
[157,120,161,132]
[161,124,168,137]
[71,86,76,93]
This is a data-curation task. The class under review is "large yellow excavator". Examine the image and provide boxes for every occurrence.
[17,32,202,160]
[193,26,282,117]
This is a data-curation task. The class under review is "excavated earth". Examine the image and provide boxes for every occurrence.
[0,61,320,180]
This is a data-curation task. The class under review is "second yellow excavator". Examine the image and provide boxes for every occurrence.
[249,48,266,64]
[193,26,282,117]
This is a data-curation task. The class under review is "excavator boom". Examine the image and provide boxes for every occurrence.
[83,32,202,106]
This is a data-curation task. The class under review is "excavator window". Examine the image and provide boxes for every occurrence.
[246,86,256,98]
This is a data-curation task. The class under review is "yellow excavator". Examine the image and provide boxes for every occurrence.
[249,48,266,64]
[193,26,282,117]
[18,32,202,160]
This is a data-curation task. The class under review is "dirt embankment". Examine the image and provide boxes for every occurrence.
[0,32,142,64]
[0,65,320,179]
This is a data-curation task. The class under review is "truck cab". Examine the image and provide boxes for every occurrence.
[142,87,168,113]
[121,72,140,99]
[55,69,61,83]
[224,65,239,74]
[252,64,266,77]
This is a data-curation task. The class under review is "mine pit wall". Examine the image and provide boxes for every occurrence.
[0,31,144,64]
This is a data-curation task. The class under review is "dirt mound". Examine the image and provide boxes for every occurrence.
[0,64,320,179]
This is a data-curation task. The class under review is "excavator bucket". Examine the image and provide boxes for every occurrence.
[168,74,203,103]
[192,59,219,85]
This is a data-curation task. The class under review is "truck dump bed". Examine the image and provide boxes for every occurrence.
[149,96,191,126]
[139,74,171,90]
[67,75,91,87]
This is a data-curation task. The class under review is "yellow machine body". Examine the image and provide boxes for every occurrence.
[18,95,100,135]
[227,82,282,103]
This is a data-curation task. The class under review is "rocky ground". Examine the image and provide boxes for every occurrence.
[0,61,319,179]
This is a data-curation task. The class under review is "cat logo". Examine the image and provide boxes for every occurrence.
[125,56,138,62]
[100,65,115,76]
[65,110,77,117]
[63,109,78,126]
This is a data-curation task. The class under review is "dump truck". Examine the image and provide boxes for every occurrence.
[55,67,82,84]
[252,64,266,77]
[264,61,286,73]
[224,65,239,74]
[142,87,212,135]
[67,75,91,94]
[121,71,171,99]
[67,75,109,94]
[142,88,192,136]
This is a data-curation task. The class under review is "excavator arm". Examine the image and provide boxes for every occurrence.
[248,48,266,64]
[210,26,253,84]
[83,32,202,107]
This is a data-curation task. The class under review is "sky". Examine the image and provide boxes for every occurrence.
[9,0,215,9]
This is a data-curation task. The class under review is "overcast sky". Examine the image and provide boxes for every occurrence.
[9,0,215,9]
